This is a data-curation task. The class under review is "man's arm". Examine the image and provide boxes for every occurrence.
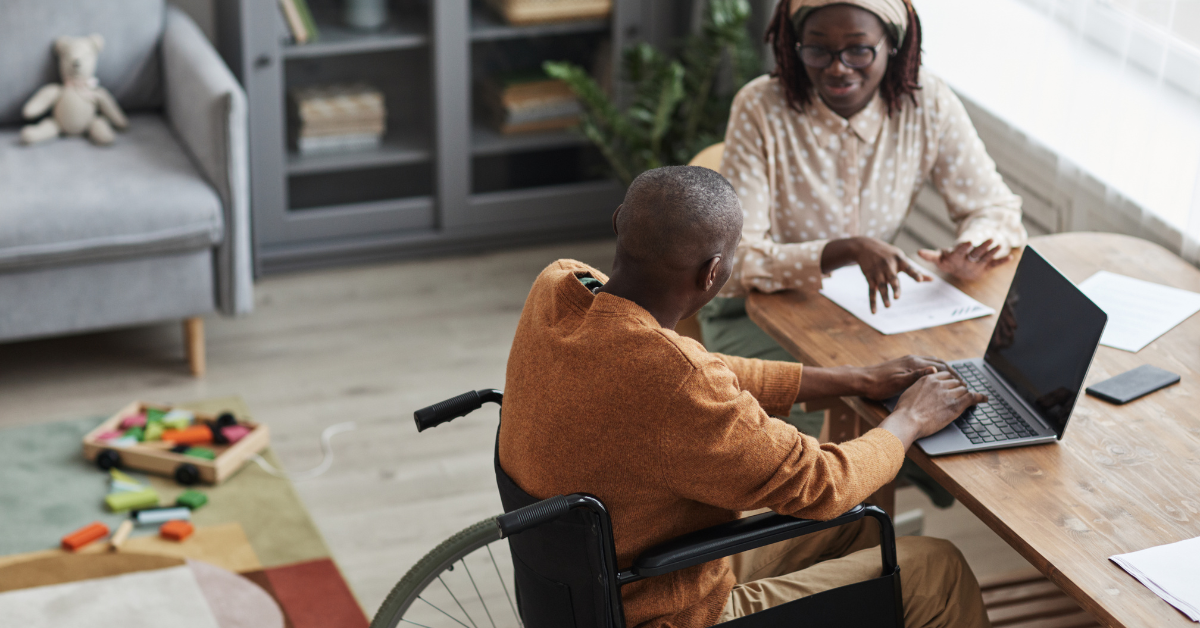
[715,353,959,414]
[660,363,983,519]
[710,354,803,417]
[659,365,906,521]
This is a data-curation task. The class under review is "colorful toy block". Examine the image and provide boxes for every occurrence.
[125,426,145,442]
[134,507,191,526]
[109,469,137,484]
[110,436,139,447]
[62,521,109,551]
[105,488,159,512]
[162,425,211,445]
[176,490,208,510]
[146,408,167,422]
[143,422,164,442]
[222,425,252,444]
[119,414,147,429]
[184,446,215,460]
[109,479,145,494]
[109,519,134,551]
[162,409,194,430]
[159,520,194,542]
[95,431,123,441]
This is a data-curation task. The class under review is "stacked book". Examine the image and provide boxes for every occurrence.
[277,0,318,44]
[480,76,582,135]
[290,84,386,155]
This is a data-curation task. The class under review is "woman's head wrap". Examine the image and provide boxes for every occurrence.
[789,0,911,48]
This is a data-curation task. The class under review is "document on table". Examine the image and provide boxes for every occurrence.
[1077,271,1200,353]
[1111,536,1200,621]
[819,266,994,335]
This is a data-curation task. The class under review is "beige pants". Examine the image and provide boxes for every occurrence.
[718,517,991,628]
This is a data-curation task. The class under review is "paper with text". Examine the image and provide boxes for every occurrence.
[819,266,994,335]
[1111,536,1200,621]
[1078,271,1200,353]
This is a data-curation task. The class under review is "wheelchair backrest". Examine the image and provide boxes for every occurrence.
[494,435,625,628]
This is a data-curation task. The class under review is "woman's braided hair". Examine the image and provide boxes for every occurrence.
[766,0,922,115]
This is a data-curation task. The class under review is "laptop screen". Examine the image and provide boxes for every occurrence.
[983,247,1107,436]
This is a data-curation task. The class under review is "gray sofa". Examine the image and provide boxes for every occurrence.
[0,0,252,375]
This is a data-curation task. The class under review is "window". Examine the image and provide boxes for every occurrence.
[1017,0,1200,98]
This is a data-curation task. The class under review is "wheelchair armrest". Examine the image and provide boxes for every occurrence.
[620,504,897,585]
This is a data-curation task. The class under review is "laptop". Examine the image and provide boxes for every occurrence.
[884,246,1107,455]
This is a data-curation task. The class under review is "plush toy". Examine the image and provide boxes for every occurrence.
[20,35,128,146]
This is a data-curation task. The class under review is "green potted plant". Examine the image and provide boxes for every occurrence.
[545,0,760,185]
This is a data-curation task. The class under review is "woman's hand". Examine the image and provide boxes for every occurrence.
[857,355,955,400]
[917,239,1011,282]
[823,237,931,313]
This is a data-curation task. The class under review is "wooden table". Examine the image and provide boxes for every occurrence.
[747,233,1200,627]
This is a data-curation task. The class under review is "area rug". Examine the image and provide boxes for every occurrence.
[0,397,368,628]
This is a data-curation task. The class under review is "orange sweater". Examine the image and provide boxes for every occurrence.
[500,260,906,628]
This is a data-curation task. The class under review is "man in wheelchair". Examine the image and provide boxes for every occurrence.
[500,165,991,627]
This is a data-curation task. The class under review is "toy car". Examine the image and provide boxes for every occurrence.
[82,401,270,485]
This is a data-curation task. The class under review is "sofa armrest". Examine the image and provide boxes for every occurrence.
[625,504,897,582]
[162,7,252,315]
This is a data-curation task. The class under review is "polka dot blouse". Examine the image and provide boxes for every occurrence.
[718,70,1027,297]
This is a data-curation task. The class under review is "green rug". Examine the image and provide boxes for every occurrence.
[0,397,330,568]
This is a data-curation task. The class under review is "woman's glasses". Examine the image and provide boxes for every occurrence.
[795,39,888,69]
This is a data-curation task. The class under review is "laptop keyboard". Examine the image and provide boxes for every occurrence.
[953,363,1038,444]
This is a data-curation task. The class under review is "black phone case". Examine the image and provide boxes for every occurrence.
[1085,365,1180,404]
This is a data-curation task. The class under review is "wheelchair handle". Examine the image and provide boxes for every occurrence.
[496,494,611,539]
[414,389,503,432]
[496,495,571,537]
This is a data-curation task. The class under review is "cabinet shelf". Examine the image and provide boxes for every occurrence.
[470,8,609,42]
[288,195,434,218]
[471,123,588,156]
[287,137,431,175]
[226,0,638,273]
[283,14,428,58]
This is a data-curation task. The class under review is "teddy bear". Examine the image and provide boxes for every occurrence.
[20,34,129,146]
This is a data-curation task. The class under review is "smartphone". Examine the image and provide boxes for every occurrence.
[1085,365,1180,405]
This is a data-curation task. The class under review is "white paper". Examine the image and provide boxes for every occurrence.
[819,265,994,335]
[1078,271,1200,353]
[1111,536,1200,621]
[0,564,220,628]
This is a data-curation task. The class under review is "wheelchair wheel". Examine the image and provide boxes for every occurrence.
[371,516,524,628]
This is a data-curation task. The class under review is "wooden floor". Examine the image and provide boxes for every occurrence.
[0,237,1072,617]
[981,572,1102,628]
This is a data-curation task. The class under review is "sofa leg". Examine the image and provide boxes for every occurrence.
[184,317,206,377]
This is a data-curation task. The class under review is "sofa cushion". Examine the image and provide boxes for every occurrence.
[0,0,165,126]
[0,114,224,272]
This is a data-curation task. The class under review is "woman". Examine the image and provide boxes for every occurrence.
[701,0,1026,502]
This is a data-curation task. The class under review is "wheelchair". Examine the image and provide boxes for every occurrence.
[371,389,904,628]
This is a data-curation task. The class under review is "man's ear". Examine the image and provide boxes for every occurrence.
[699,256,722,292]
[610,204,622,236]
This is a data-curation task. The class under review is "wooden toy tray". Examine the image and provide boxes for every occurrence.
[82,401,270,484]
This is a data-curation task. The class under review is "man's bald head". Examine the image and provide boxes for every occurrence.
[615,165,743,272]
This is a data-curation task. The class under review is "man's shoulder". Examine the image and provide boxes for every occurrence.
[533,259,608,286]
[526,259,607,303]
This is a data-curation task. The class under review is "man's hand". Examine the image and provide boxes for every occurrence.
[917,239,1011,282]
[857,355,954,400]
[823,237,932,314]
[880,372,987,450]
